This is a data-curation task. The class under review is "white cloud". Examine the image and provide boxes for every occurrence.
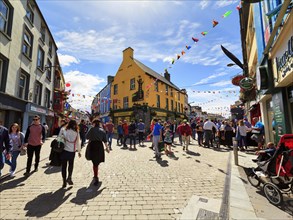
[215,0,238,8]
[199,0,210,10]
[58,53,80,67]
[64,71,105,111]
[210,80,233,87]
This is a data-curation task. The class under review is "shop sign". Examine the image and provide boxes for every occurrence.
[30,105,46,114]
[239,77,254,90]
[156,112,167,117]
[276,36,293,79]
[114,111,131,117]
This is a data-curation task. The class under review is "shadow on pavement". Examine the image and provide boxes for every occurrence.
[186,150,200,157]
[0,176,26,192]
[42,164,61,175]
[70,181,106,205]
[24,188,72,217]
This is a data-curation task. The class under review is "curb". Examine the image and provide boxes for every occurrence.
[229,152,258,220]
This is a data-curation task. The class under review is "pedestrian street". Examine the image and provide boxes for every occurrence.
[0,137,231,219]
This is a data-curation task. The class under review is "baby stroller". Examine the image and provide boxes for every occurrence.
[247,134,293,206]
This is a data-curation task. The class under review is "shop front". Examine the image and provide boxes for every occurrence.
[270,26,293,143]
[0,92,26,128]
[23,103,54,134]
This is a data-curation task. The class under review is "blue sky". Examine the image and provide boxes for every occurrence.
[37,0,243,116]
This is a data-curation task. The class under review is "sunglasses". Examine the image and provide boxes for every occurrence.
[33,119,39,121]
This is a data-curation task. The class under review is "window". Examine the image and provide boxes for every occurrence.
[178,92,180,101]
[130,78,135,90]
[37,47,45,70]
[46,59,52,80]
[48,40,53,56]
[166,98,169,110]
[123,96,128,109]
[155,81,158,92]
[34,81,42,105]
[26,1,34,23]
[0,54,8,92]
[22,27,33,58]
[113,84,118,95]
[181,104,183,113]
[40,24,46,42]
[156,94,160,108]
[165,85,168,95]
[178,103,180,113]
[170,89,173,97]
[0,0,8,34]
[171,100,174,111]
[44,88,50,108]
[18,72,29,100]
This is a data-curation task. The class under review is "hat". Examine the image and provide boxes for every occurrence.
[183,119,187,122]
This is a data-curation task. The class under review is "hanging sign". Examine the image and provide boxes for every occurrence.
[239,77,254,90]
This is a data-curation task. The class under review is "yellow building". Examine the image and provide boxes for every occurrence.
[110,47,187,128]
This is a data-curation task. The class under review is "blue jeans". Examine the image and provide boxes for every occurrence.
[106,132,113,148]
[10,151,20,172]
[238,136,247,149]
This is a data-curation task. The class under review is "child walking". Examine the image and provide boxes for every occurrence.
[163,125,173,156]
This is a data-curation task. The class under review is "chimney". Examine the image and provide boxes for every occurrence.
[107,75,114,84]
[164,69,170,81]
[123,47,134,61]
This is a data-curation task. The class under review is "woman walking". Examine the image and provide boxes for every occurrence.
[86,119,110,186]
[59,120,81,188]
[7,123,25,176]
[236,119,250,151]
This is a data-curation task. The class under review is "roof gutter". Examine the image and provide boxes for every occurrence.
[263,0,291,55]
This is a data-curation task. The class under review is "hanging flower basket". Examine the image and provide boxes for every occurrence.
[231,75,245,86]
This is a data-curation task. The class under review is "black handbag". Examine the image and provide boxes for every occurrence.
[51,138,65,153]
[85,142,91,160]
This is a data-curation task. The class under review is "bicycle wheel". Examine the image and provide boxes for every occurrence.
[247,173,261,187]
[263,182,283,206]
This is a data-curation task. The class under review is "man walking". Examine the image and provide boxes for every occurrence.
[152,118,162,159]
[23,115,45,176]
[137,119,145,146]
[0,123,12,176]
[104,119,114,150]
[203,119,218,148]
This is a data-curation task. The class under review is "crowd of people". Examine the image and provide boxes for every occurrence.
[0,115,267,187]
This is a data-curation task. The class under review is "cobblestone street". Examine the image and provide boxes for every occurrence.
[1,137,230,219]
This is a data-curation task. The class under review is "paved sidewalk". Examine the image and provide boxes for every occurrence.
[232,149,293,220]
[0,137,292,219]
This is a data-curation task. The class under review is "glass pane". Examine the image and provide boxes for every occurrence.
[0,1,8,18]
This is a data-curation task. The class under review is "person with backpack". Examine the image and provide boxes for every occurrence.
[128,120,137,150]
[59,119,81,188]
[23,115,46,177]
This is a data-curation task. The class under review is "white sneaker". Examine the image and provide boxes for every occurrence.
[10,171,15,177]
